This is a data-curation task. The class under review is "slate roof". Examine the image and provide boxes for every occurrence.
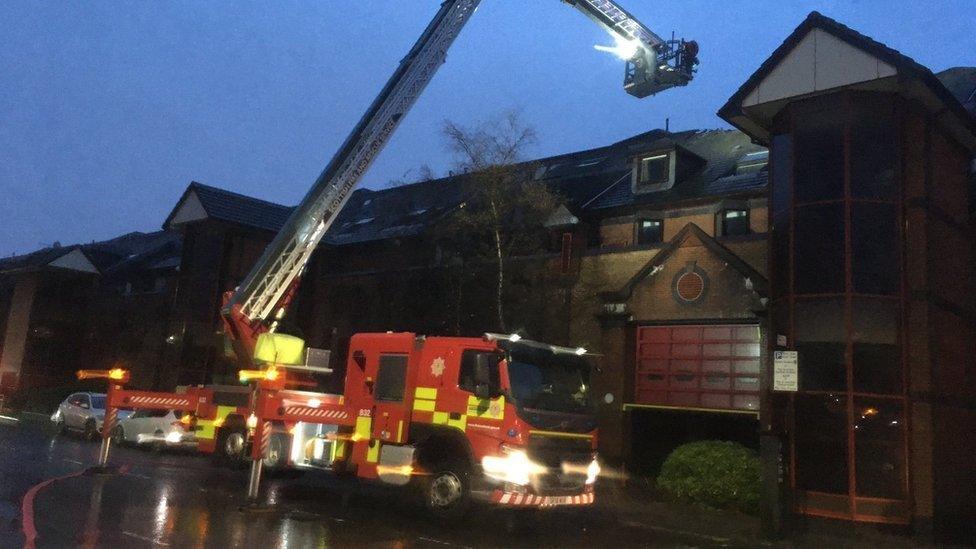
[719,11,976,139]
[0,231,179,275]
[580,130,767,211]
[158,125,768,248]
[937,67,976,116]
[164,181,295,233]
[324,176,471,246]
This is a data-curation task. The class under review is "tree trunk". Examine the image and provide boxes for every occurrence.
[490,197,506,333]
[494,226,505,332]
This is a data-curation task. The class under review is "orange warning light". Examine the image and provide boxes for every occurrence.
[77,368,131,382]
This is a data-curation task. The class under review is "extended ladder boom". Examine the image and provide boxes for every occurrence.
[224,0,482,325]
[223,0,697,348]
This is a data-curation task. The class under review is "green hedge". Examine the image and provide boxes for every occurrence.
[656,440,760,514]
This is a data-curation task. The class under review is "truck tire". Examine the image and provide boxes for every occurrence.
[262,432,287,469]
[420,461,471,519]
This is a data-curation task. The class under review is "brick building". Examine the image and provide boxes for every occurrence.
[0,231,180,405]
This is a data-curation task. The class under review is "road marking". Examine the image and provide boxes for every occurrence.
[620,519,733,545]
[417,536,472,548]
[21,470,86,549]
[62,459,84,466]
[123,531,171,546]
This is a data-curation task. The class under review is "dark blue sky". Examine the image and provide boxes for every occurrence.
[1,1,973,256]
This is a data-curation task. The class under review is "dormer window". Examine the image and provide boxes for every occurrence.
[638,152,671,186]
[632,150,678,194]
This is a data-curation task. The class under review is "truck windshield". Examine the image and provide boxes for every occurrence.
[507,348,592,415]
[91,396,106,410]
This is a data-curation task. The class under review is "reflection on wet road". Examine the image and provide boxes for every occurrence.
[1,418,706,548]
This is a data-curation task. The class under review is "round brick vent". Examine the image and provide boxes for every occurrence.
[675,271,705,302]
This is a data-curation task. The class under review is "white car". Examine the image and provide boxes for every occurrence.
[51,392,132,440]
[111,408,197,450]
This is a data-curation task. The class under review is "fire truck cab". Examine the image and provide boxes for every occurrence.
[287,332,599,515]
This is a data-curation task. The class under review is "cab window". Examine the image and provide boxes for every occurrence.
[375,354,408,402]
[459,351,502,397]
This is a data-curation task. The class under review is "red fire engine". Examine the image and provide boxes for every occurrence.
[90,0,696,516]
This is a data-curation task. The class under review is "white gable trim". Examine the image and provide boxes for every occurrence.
[48,249,99,274]
[168,190,209,227]
[743,28,897,107]
[545,205,580,228]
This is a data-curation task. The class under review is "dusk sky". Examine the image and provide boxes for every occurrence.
[1,1,973,257]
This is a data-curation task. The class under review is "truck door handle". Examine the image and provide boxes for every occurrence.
[449,412,461,420]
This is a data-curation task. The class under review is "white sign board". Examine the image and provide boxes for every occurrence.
[773,351,798,392]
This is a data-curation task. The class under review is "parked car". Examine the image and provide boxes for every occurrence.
[111,408,197,450]
[50,392,132,440]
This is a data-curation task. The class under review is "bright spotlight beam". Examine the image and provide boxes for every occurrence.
[594,36,642,60]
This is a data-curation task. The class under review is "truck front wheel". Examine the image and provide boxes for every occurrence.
[422,462,470,518]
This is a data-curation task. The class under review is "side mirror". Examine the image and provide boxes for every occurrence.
[474,383,490,400]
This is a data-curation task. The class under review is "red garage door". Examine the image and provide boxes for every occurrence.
[634,324,760,413]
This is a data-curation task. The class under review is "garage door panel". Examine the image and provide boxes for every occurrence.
[702,375,731,391]
[638,358,668,372]
[639,343,671,358]
[701,393,733,409]
[672,327,702,341]
[672,344,701,358]
[669,391,699,407]
[734,326,761,342]
[734,359,761,375]
[703,360,732,375]
[703,343,732,358]
[703,326,734,341]
[640,328,671,343]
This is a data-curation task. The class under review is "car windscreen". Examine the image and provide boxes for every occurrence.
[506,347,592,415]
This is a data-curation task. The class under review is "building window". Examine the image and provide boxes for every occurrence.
[637,219,663,245]
[638,153,670,186]
[560,232,572,272]
[721,209,750,236]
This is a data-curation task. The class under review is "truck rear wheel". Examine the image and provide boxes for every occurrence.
[262,432,289,471]
[421,462,470,518]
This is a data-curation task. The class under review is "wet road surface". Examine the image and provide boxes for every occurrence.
[1,417,712,548]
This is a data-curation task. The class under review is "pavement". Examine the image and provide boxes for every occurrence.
[0,413,926,548]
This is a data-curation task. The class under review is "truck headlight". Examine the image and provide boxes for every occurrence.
[482,444,546,486]
[586,457,601,485]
